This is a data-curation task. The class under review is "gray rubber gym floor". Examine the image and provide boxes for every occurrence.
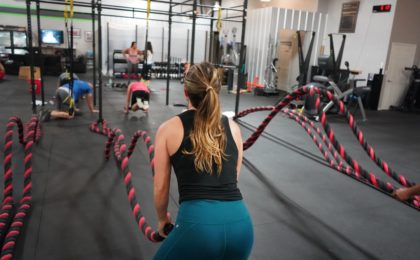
[0,73,419,260]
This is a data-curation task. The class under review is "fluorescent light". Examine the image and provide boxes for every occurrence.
[260,0,271,2]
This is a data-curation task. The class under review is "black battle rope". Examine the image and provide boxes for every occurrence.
[238,109,390,193]
[90,121,172,242]
[237,88,416,188]
[1,116,41,260]
[235,106,419,203]
[237,119,331,168]
[285,108,420,205]
[234,86,419,209]
[282,109,348,169]
[236,107,420,209]
[280,109,420,209]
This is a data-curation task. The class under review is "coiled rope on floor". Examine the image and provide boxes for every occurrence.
[1,116,41,260]
[234,86,419,209]
[90,121,171,243]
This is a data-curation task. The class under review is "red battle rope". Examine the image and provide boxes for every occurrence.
[234,86,419,209]
[90,121,172,243]
[1,116,41,260]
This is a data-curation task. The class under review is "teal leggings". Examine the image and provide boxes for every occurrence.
[154,200,254,260]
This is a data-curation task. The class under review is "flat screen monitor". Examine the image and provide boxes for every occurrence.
[41,29,64,45]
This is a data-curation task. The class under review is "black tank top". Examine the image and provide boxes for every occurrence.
[170,110,243,203]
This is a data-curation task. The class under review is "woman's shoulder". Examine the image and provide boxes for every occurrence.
[157,115,183,135]
[227,117,241,137]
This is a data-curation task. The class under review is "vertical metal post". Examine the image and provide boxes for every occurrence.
[190,0,197,65]
[10,31,15,55]
[209,7,214,62]
[92,0,97,106]
[26,0,37,113]
[97,0,103,122]
[161,27,164,62]
[204,31,208,62]
[144,16,149,66]
[69,23,74,99]
[186,29,190,61]
[166,0,172,106]
[135,24,138,43]
[36,0,45,106]
[234,0,248,116]
[106,22,109,75]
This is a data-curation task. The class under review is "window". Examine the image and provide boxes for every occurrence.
[0,31,11,47]
[13,32,27,47]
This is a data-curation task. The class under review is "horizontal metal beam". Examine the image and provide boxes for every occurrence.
[170,13,242,23]
[227,4,244,9]
[32,0,169,16]
[31,0,245,17]
[36,7,208,26]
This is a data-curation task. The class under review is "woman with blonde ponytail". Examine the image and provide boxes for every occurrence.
[154,62,253,259]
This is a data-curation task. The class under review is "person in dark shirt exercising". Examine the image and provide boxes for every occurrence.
[153,62,253,259]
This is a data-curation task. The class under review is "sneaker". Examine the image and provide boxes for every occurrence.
[143,101,149,111]
[38,108,51,122]
[136,98,144,110]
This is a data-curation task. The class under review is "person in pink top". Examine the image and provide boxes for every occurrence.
[123,41,143,78]
[124,80,150,114]
[0,62,5,81]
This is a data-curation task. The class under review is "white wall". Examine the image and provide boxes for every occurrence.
[319,0,396,80]
[249,0,318,11]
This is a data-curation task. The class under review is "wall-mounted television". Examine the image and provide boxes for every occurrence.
[41,29,64,45]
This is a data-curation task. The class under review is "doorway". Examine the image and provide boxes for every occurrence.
[378,42,417,110]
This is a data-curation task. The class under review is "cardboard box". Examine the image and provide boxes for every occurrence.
[18,66,41,80]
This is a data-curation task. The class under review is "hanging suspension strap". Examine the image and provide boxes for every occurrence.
[143,0,151,78]
[145,0,151,56]
[64,0,75,115]
[217,5,222,32]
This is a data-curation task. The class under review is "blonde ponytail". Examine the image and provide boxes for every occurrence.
[183,63,226,174]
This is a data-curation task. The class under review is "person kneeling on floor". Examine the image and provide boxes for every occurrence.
[40,80,98,121]
[57,79,98,114]
[124,79,150,114]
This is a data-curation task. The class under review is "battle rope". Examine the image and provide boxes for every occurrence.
[1,116,41,260]
[286,108,420,205]
[281,109,419,205]
[234,86,419,209]
[90,121,172,243]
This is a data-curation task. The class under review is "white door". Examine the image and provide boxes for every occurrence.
[378,42,417,110]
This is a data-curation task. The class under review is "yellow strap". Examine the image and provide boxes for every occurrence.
[146,0,151,30]
[217,6,222,32]
[64,0,74,19]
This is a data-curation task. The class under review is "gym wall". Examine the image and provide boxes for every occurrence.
[320,0,396,81]
[249,0,318,11]
[387,0,420,69]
